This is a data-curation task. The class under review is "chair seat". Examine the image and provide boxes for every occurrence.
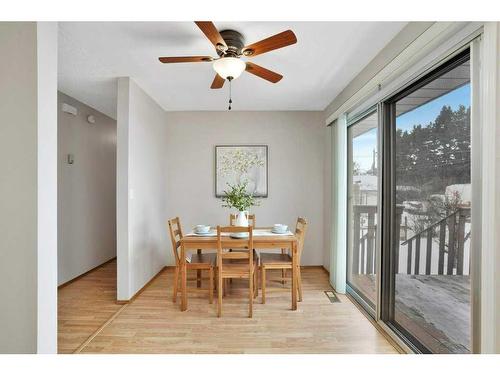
[188,252,216,266]
[260,252,292,266]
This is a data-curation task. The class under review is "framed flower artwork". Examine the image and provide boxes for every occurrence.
[215,145,268,197]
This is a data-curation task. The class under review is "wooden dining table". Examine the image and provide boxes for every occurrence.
[179,228,299,312]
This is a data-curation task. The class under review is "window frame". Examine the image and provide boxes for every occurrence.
[380,48,472,354]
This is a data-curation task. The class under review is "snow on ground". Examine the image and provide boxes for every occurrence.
[446,184,471,204]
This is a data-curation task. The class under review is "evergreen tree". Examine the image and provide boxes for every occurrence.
[395,104,471,198]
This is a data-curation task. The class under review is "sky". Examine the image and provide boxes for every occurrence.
[396,83,471,131]
[352,128,377,171]
[351,83,471,172]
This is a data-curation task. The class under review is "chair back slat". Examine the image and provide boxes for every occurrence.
[217,226,254,266]
[168,217,184,265]
[221,252,250,260]
[229,213,256,227]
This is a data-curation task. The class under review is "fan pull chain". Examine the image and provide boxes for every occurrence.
[228,77,233,110]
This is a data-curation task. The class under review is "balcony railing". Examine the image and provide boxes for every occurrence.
[400,207,470,276]
[352,205,377,275]
[352,205,471,276]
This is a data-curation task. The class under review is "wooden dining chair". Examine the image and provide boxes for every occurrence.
[229,213,256,227]
[216,226,257,318]
[168,217,216,304]
[228,213,258,291]
[260,217,308,304]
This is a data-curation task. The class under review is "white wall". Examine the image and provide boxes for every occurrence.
[36,22,58,354]
[117,77,169,300]
[0,21,38,354]
[0,22,57,353]
[164,111,325,266]
[57,92,117,285]
[496,22,500,354]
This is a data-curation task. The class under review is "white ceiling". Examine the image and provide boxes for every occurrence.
[58,22,407,118]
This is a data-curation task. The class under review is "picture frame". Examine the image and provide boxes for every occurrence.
[215,145,268,198]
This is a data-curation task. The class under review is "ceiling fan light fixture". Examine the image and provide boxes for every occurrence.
[213,57,246,80]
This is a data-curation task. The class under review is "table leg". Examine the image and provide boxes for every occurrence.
[181,246,187,311]
[196,249,202,288]
[291,240,297,310]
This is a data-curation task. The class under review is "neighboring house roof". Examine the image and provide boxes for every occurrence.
[353,174,377,191]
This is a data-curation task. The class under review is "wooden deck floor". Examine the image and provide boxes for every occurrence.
[349,273,470,353]
[394,274,470,353]
[58,260,398,354]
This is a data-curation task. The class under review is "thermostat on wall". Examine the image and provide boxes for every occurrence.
[61,103,77,116]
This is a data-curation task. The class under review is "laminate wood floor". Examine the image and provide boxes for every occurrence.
[58,259,121,353]
[58,260,398,354]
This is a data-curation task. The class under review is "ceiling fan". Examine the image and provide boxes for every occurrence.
[158,22,297,96]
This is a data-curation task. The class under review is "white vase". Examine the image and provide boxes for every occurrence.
[235,210,249,227]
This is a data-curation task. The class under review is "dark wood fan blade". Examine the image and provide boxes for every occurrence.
[158,56,213,63]
[242,30,297,57]
[194,21,227,50]
[245,62,283,83]
[210,74,225,89]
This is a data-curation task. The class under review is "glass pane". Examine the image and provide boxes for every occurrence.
[393,59,471,353]
[347,112,378,309]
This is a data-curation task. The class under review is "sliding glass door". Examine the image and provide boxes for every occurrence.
[383,50,472,353]
[347,111,379,313]
[342,47,474,353]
